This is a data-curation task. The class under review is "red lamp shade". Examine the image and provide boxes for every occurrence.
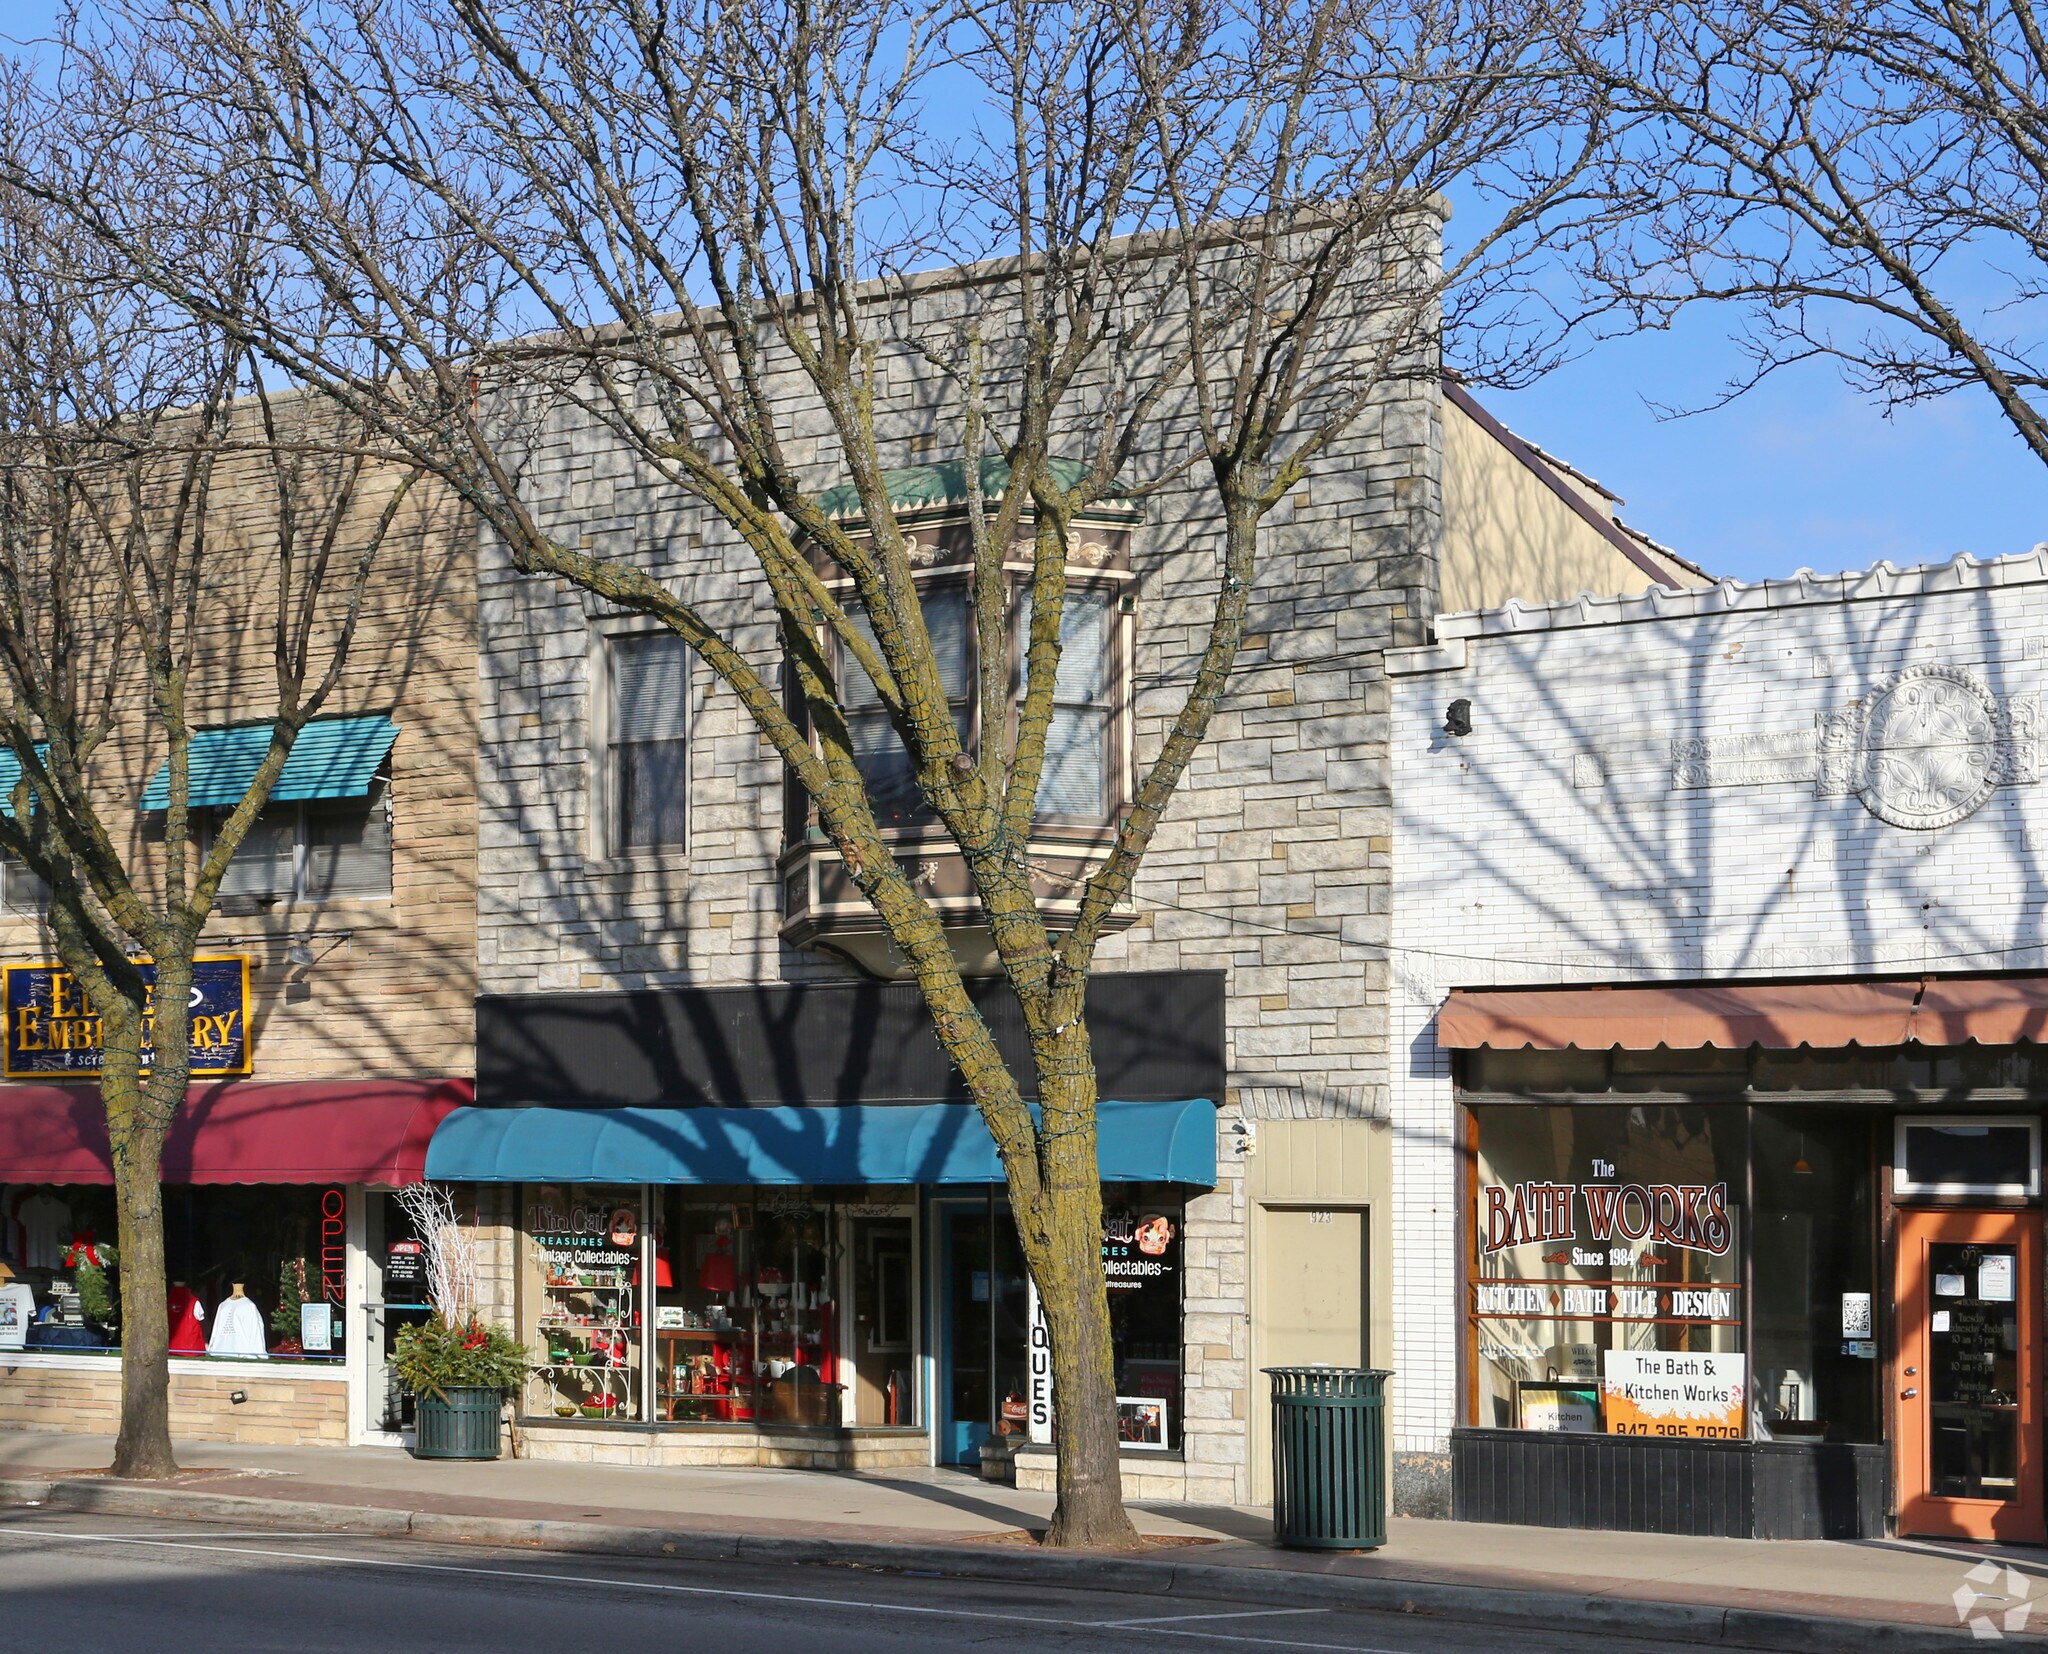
[633,1247,676,1289]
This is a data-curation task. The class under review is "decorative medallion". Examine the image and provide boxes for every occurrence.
[1672,664,2038,829]
[1839,665,2002,829]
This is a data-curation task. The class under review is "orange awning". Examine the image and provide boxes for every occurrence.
[1437,975,2048,1051]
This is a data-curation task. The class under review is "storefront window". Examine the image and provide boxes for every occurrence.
[0,1182,345,1361]
[1751,1109,1878,1442]
[1103,1187,1183,1451]
[521,1184,645,1422]
[1469,1105,1744,1439]
[649,1187,844,1427]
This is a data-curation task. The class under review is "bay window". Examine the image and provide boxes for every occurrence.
[1022,587,1115,820]
[828,580,1123,830]
[842,588,972,827]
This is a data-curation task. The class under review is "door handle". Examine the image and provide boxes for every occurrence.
[1902,1387,1920,1399]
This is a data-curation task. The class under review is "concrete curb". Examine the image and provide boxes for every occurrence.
[0,1476,2017,1651]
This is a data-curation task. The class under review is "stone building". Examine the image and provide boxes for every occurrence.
[0,442,477,1450]
[1390,548,2048,1539]
[430,234,1699,1498]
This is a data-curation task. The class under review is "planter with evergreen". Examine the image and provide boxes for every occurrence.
[389,1183,530,1460]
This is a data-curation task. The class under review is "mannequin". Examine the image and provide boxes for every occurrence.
[167,1281,207,1355]
[0,1262,32,1351]
[206,1280,268,1359]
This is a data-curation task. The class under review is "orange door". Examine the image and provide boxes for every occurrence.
[1896,1207,2043,1542]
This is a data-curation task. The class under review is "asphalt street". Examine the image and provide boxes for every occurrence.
[0,1509,1786,1654]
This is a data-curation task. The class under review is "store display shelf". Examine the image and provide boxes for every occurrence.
[527,1355,640,1424]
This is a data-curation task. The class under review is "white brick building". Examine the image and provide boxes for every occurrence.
[1390,551,2048,1539]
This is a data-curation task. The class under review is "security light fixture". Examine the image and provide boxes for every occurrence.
[1444,698,1473,738]
[286,940,317,968]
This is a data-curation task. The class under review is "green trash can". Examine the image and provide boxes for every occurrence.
[412,1385,505,1460]
[1265,1366,1389,1549]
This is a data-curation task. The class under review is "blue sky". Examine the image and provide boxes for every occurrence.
[8,0,2041,586]
[1482,324,2048,585]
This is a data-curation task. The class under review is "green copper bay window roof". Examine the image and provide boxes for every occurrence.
[139,716,399,811]
[817,455,1130,521]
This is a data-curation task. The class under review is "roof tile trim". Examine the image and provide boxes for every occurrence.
[1431,547,2048,642]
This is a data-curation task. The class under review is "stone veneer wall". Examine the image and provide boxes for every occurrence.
[0,1360,347,1446]
[474,253,1447,1502]
[467,1184,519,1330]
[1387,553,2048,1474]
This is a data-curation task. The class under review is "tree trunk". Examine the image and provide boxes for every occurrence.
[1034,1188,1139,1547]
[102,1020,178,1480]
[1023,1037,1142,1550]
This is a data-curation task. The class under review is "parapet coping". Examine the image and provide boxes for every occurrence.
[1428,547,2048,646]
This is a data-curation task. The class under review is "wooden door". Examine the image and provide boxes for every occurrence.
[1252,1206,1369,1503]
[1896,1207,2043,1541]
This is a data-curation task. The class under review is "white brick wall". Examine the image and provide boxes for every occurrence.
[1386,552,2048,1454]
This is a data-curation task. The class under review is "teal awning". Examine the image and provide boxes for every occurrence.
[140,716,399,811]
[425,1098,1217,1188]
[0,743,45,816]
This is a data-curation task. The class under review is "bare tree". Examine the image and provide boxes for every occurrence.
[1567,0,2048,462]
[39,0,1613,1535]
[0,75,424,1477]
[396,1182,483,1330]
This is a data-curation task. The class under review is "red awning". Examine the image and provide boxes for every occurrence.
[1437,975,2048,1051]
[0,1078,470,1185]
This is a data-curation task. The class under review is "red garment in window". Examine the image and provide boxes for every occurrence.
[815,1299,837,1383]
[697,1237,735,1295]
[167,1285,206,1355]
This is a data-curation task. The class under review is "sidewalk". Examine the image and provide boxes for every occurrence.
[1,1431,2042,1647]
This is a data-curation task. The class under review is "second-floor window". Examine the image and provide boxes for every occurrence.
[1022,588,1114,818]
[827,580,1121,831]
[609,631,690,853]
[216,781,393,902]
[843,587,972,828]
[0,849,46,914]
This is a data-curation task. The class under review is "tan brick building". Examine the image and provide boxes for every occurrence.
[0,444,477,1449]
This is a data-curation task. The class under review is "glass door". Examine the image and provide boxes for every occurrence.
[363,1192,432,1438]
[1896,1207,2042,1541]
[939,1202,992,1465]
[935,1197,1029,1465]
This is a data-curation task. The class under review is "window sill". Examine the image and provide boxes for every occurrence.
[0,1348,347,1380]
[593,846,692,873]
[1012,1441,1185,1466]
